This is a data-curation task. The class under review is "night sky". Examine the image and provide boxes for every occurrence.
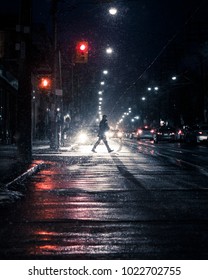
[56,0,208,123]
[1,0,208,125]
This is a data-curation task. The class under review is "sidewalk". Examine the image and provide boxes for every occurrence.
[0,141,65,206]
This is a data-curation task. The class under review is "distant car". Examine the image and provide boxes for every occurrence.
[153,126,176,143]
[184,124,208,144]
[63,125,98,146]
[175,127,186,142]
[196,124,208,143]
[76,125,99,144]
[175,126,194,142]
[129,129,137,139]
[107,129,123,139]
[136,126,155,140]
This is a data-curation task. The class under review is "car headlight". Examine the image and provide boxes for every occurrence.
[138,129,143,134]
[78,132,88,143]
[106,131,113,138]
[117,131,123,138]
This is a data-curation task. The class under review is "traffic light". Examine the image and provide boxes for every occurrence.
[39,77,51,90]
[75,41,88,63]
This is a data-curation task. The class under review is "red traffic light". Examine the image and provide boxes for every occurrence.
[75,41,88,63]
[39,77,51,90]
[42,78,49,87]
[79,43,87,51]
[77,41,88,52]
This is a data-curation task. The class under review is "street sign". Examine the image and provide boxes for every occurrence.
[55,89,63,96]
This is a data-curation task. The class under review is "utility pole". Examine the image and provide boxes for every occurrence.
[16,0,32,162]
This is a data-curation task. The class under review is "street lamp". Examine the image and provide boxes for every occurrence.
[147,86,159,92]
[106,47,113,54]
[103,70,108,75]
[109,7,117,15]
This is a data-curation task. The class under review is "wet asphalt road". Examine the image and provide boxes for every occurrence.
[0,139,208,259]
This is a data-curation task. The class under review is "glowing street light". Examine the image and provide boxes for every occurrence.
[109,7,117,15]
[147,86,159,91]
[106,47,113,54]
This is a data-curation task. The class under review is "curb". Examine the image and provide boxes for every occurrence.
[0,162,46,207]
[4,161,46,190]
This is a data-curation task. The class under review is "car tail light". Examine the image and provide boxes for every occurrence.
[198,131,203,135]
[150,129,155,133]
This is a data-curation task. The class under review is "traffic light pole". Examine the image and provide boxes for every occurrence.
[50,0,59,150]
[16,0,32,162]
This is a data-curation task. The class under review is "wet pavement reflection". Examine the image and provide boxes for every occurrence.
[1,141,208,259]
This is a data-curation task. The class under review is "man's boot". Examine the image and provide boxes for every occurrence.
[104,141,113,153]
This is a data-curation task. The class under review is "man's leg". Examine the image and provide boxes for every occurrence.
[92,137,101,152]
[103,138,113,153]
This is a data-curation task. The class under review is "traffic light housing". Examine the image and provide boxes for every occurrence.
[75,41,88,63]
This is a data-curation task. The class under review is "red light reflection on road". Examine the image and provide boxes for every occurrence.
[137,143,155,155]
[34,162,66,191]
[29,229,117,256]
[27,162,108,221]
